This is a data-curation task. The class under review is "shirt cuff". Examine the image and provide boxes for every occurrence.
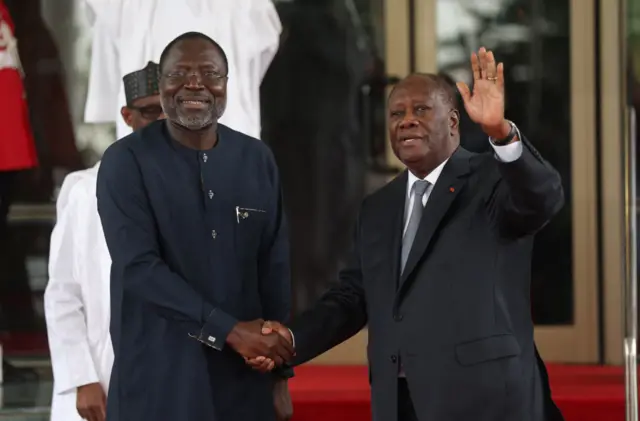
[288,328,296,349]
[273,365,295,379]
[490,139,523,163]
[189,306,238,351]
[51,344,101,395]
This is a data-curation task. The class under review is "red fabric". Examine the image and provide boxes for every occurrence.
[285,365,628,421]
[0,1,38,172]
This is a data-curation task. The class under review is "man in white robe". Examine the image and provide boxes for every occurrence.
[44,62,165,421]
[82,0,281,140]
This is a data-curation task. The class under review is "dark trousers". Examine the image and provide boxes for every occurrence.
[398,378,418,421]
[0,170,36,332]
[0,171,15,331]
[0,171,13,241]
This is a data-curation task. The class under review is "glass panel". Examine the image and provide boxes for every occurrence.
[436,0,573,324]
[262,0,390,313]
[629,0,640,335]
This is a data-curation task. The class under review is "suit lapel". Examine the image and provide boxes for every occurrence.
[397,147,472,293]
[386,173,407,289]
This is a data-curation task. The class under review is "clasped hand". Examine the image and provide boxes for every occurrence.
[227,319,294,369]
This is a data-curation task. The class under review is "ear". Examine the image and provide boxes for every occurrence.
[120,106,134,128]
[449,109,460,134]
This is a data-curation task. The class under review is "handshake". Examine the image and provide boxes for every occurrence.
[226,319,294,373]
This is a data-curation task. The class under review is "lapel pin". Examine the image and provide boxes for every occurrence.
[449,187,455,193]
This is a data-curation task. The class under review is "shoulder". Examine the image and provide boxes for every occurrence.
[57,168,98,215]
[363,171,406,207]
[102,132,138,160]
[220,124,271,152]
[99,125,156,175]
[219,123,278,167]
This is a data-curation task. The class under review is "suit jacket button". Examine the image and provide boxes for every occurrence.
[390,355,398,363]
[394,313,403,322]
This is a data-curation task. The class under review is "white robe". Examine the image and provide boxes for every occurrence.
[83,0,281,140]
[45,163,113,421]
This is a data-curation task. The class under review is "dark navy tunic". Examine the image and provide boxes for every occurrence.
[97,121,291,421]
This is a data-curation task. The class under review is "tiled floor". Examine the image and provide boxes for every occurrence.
[0,380,51,420]
[0,360,51,421]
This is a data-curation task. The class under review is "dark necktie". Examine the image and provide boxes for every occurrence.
[400,180,430,274]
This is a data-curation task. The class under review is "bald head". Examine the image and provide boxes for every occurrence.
[389,73,458,109]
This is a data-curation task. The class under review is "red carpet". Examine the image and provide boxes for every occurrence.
[289,365,627,421]
[0,333,629,420]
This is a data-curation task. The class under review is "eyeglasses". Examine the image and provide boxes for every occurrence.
[162,70,228,86]
[128,105,164,120]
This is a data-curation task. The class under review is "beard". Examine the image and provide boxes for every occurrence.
[176,108,214,130]
[162,96,222,130]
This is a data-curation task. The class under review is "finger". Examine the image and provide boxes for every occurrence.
[245,355,266,364]
[98,404,107,421]
[478,47,488,79]
[485,50,497,79]
[456,82,471,103]
[270,353,285,366]
[246,360,264,369]
[262,320,278,334]
[267,340,292,364]
[93,408,103,421]
[277,335,295,356]
[267,322,292,344]
[496,62,505,91]
[264,322,291,344]
[246,361,267,370]
[471,53,480,81]
[77,408,88,420]
[263,320,283,331]
[275,344,294,363]
[258,359,274,372]
[247,358,274,372]
[87,408,99,421]
[78,408,93,421]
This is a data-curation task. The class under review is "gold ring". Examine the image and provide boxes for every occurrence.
[487,76,498,81]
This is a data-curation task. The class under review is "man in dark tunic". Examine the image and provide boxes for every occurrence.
[96,32,294,421]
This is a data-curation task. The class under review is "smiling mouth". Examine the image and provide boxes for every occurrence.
[400,137,421,144]
[177,98,211,110]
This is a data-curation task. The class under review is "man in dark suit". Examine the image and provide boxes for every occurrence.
[249,48,565,421]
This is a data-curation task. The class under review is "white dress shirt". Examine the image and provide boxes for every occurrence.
[45,162,114,421]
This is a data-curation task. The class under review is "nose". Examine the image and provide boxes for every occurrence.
[398,117,419,130]
[185,72,203,88]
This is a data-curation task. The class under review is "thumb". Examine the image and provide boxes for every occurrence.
[262,320,276,335]
[456,82,471,103]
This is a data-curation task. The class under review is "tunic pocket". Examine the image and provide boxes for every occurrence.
[234,206,268,260]
[235,206,266,224]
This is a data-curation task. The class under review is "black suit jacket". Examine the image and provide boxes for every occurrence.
[289,138,566,421]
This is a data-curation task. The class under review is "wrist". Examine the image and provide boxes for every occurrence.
[225,323,241,347]
[483,119,511,140]
[77,382,100,391]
